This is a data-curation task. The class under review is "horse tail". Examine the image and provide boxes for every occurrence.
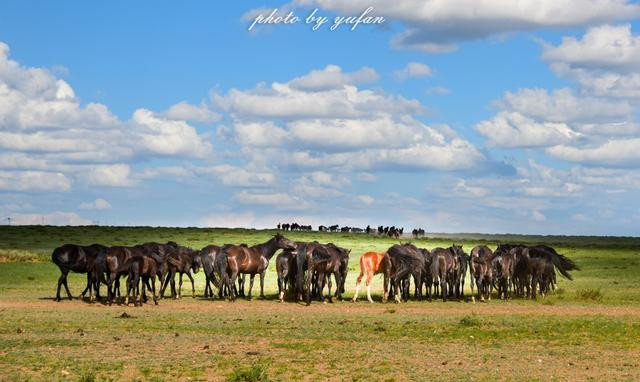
[541,246,579,280]
[295,243,307,296]
[214,250,229,290]
[430,254,441,283]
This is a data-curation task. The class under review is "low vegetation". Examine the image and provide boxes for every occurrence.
[0,226,639,380]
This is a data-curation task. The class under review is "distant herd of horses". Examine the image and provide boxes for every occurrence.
[280,223,417,239]
[51,234,578,306]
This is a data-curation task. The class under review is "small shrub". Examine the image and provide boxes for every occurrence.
[0,249,47,263]
[459,313,481,327]
[576,288,603,302]
[78,371,96,382]
[228,363,270,382]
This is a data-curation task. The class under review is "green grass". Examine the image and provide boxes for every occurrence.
[0,226,639,380]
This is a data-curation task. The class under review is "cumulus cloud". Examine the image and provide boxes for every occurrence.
[0,171,71,192]
[233,190,311,210]
[10,211,91,225]
[286,0,640,53]
[288,64,379,91]
[542,24,640,72]
[543,24,640,98]
[78,198,112,210]
[394,62,432,80]
[0,41,214,193]
[216,65,490,172]
[475,111,580,148]
[547,138,640,166]
[163,101,221,123]
[87,164,136,187]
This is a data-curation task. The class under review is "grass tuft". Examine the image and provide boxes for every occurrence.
[0,249,47,263]
[575,288,603,302]
[228,362,271,382]
[78,371,96,382]
[459,313,481,327]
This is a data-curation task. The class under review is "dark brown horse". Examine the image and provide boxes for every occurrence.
[217,234,296,301]
[160,245,202,299]
[387,243,424,303]
[51,243,107,301]
[124,255,159,306]
[314,243,350,303]
[295,241,333,305]
[200,245,221,299]
[469,245,494,302]
[429,246,460,302]
[276,246,298,302]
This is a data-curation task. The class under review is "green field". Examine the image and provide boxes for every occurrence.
[1,226,639,381]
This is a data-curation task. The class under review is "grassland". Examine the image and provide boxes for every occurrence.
[0,226,639,381]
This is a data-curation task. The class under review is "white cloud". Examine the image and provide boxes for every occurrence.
[356,194,374,205]
[0,41,214,195]
[547,138,640,165]
[475,111,580,148]
[498,88,632,123]
[426,86,450,95]
[10,211,91,225]
[78,198,112,210]
[0,171,71,192]
[87,164,136,187]
[287,0,640,53]
[394,62,432,80]
[357,172,376,182]
[163,101,221,123]
[233,190,311,210]
[217,65,488,172]
[531,209,547,222]
[202,165,276,187]
[288,64,379,91]
[543,24,640,98]
[542,24,640,72]
[132,109,213,159]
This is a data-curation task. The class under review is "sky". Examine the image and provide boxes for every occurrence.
[0,0,639,235]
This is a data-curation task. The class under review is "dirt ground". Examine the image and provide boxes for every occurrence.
[2,297,640,381]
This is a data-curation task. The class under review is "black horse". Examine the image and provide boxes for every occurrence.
[51,243,107,301]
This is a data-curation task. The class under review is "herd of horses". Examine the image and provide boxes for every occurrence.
[51,234,578,306]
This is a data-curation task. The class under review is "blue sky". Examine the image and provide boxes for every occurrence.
[1,1,639,235]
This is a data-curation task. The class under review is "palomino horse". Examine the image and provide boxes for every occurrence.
[217,234,296,301]
[352,251,391,303]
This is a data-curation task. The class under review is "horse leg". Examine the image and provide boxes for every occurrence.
[178,272,184,299]
[383,271,389,303]
[247,274,255,301]
[151,276,158,305]
[62,271,73,300]
[186,271,195,298]
[81,273,91,298]
[327,273,333,303]
[56,270,68,301]
[352,270,364,302]
[366,272,374,303]
[140,277,147,306]
[278,273,284,302]
[259,271,266,299]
